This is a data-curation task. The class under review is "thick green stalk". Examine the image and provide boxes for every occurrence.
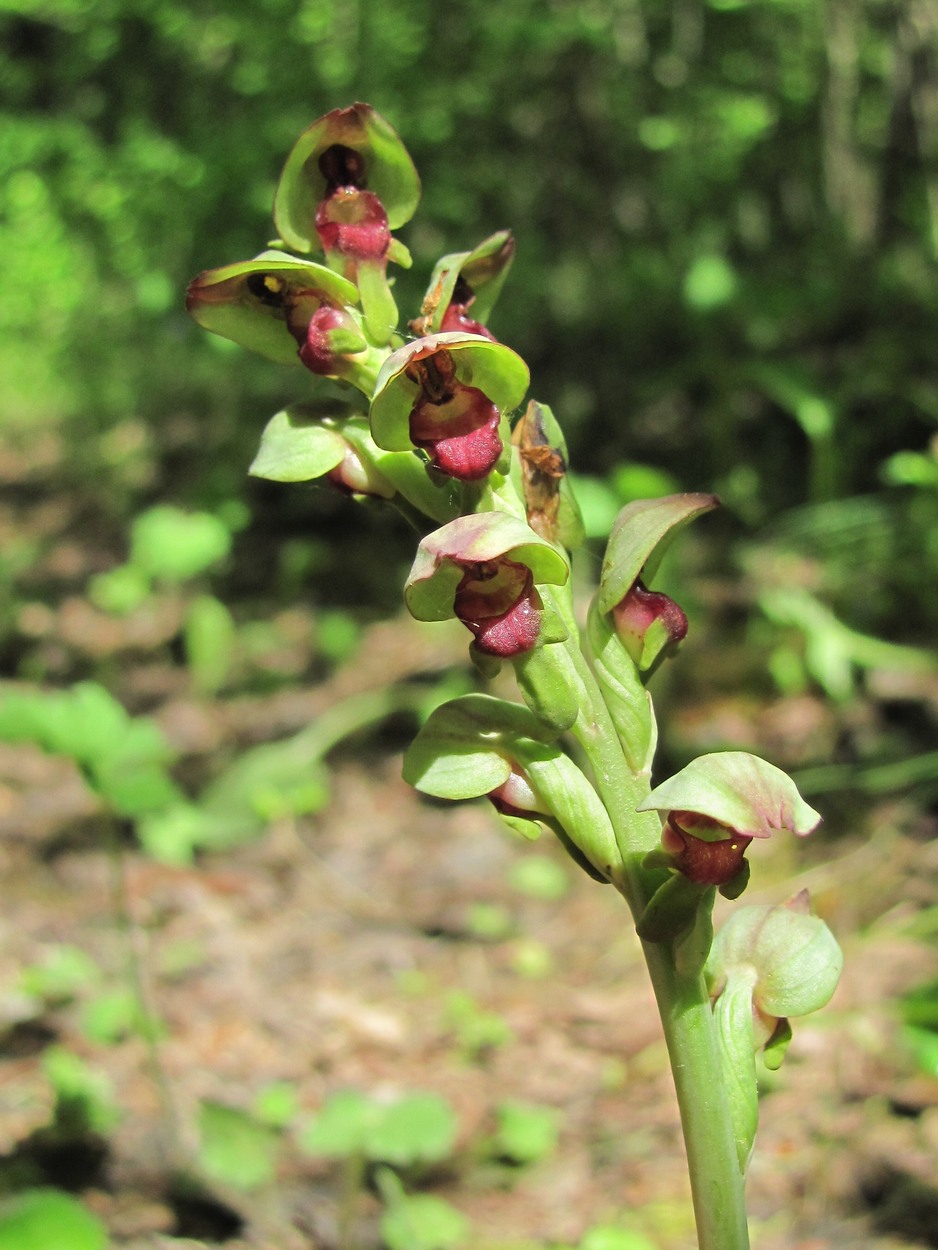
[643,945,751,1250]
[547,604,750,1250]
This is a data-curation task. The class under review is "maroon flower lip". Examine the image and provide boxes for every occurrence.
[315,187,391,261]
[662,811,753,886]
[453,559,543,657]
[405,349,503,481]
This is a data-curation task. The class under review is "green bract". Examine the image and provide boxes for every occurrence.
[598,494,719,614]
[637,751,821,840]
[186,251,359,364]
[273,103,421,254]
[370,333,530,454]
[416,230,516,332]
[404,513,569,623]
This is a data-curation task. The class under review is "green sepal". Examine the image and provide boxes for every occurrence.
[636,751,822,840]
[402,694,619,881]
[185,251,358,364]
[249,403,354,483]
[598,493,719,615]
[273,104,420,253]
[636,873,709,943]
[585,598,657,773]
[370,334,530,454]
[762,1018,793,1071]
[404,513,569,623]
[514,644,579,734]
[719,860,751,901]
[415,230,516,332]
[402,694,557,800]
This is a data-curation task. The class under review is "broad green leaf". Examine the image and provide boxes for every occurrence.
[0,1190,108,1250]
[366,1093,457,1166]
[598,494,718,614]
[380,1193,469,1250]
[130,505,231,583]
[185,594,236,695]
[493,1100,560,1164]
[298,1089,379,1158]
[197,1100,279,1190]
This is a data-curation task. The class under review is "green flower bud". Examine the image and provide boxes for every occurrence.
[707,893,843,1031]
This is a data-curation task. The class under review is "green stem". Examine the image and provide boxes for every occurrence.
[547,602,750,1250]
[643,945,751,1250]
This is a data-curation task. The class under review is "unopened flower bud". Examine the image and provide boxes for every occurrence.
[487,767,545,819]
[611,580,688,671]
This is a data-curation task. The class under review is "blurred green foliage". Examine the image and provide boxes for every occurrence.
[4,0,936,514]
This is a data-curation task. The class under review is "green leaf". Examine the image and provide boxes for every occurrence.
[508,855,569,901]
[253,1081,299,1129]
[20,945,100,1003]
[579,1225,659,1250]
[493,1100,560,1164]
[274,104,421,252]
[380,1192,469,1250]
[0,1190,108,1250]
[42,1046,119,1134]
[88,563,151,615]
[197,1100,279,1190]
[130,505,231,583]
[298,1090,378,1158]
[366,1092,458,1166]
[185,594,236,695]
[637,751,821,840]
[598,494,718,614]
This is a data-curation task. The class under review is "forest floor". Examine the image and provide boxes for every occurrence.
[1,454,938,1250]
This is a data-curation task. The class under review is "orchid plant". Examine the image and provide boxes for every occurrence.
[187,103,843,1250]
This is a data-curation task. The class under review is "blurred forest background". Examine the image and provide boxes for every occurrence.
[2,1,938,1248]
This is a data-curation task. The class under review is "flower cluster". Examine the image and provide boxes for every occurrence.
[187,108,839,1130]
